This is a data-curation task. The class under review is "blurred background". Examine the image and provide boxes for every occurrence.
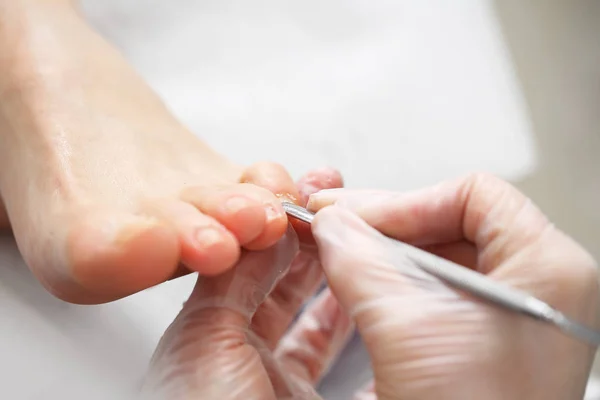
[497,3,600,387]
[0,1,598,399]
[496,0,600,275]
[318,2,600,397]
[498,2,600,394]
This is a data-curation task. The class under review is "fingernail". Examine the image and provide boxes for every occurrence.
[319,190,398,211]
[307,189,346,210]
[195,227,224,249]
[298,182,323,204]
[310,188,345,197]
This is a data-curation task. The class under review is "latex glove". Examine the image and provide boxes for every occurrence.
[141,169,353,400]
[309,173,600,400]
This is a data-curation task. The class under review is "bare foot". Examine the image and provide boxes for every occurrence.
[0,3,299,304]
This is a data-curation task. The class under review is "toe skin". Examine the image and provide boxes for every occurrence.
[293,167,344,243]
[145,199,241,276]
[180,184,268,245]
[65,210,180,304]
[239,162,300,250]
[181,182,289,250]
[240,161,300,203]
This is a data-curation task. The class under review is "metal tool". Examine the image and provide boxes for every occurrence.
[282,201,600,347]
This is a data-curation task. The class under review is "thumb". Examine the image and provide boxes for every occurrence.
[313,205,454,310]
[312,206,464,368]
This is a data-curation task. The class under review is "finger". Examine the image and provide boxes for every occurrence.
[251,251,324,350]
[313,206,451,311]
[307,188,391,211]
[251,168,344,349]
[309,176,600,323]
[309,173,551,270]
[143,278,277,400]
[145,225,308,400]
[191,225,299,319]
[312,206,471,378]
[314,200,600,400]
[292,167,344,243]
[296,167,344,205]
[144,229,300,397]
[246,329,323,400]
[275,289,354,385]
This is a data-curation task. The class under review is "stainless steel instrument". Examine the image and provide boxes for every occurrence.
[282,201,600,347]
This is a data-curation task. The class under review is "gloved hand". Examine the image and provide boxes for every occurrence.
[141,169,354,400]
[308,173,600,400]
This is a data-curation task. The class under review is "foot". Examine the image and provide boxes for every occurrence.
[0,3,299,304]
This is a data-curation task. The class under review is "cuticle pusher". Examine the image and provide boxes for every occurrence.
[282,201,600,347]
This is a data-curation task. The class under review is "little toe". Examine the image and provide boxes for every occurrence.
[181,183,288,250]
[66,209,180,304]
[145,200,241,276]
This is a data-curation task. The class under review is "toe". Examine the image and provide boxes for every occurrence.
[180,184,266,245]
[296,167,344,206]
[181,183,288,250]
[239,162,300,249]
[66,209,180,304]
[294,167,345,243]
[240,161,300,203]
[146,200,240,276]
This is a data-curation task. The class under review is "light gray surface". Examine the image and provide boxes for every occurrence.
[82,0,535,190]
[2,0,598,399]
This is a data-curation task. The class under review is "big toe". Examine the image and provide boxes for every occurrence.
[63,210,180,304]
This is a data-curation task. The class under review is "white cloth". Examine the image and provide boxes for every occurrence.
[0,1,551,399]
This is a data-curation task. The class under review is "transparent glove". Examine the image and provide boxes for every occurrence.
[309,173,600,400]
[141,169,354,400]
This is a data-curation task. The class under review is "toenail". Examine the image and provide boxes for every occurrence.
[195,228,224,248]
[276,193,298,204]
[264,203,285,222]
[225,196,252,214]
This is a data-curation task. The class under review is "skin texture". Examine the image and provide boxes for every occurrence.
[0,1,300,304]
